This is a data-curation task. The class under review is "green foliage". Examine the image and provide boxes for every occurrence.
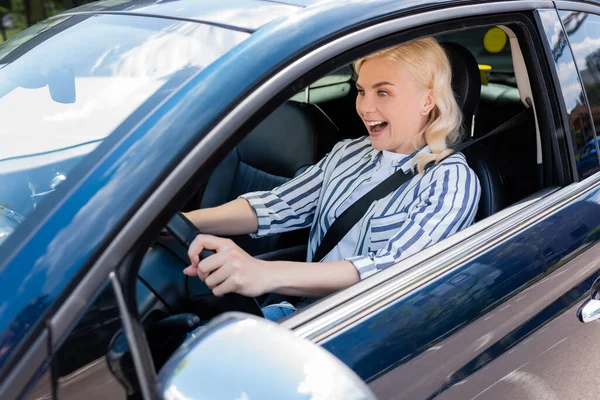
[0,0,97,42]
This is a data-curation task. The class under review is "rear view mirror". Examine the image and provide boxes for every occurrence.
[159,313,376,400]
[0,63,76,104]
[47,67,76,104]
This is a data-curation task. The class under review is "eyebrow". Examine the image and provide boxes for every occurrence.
[356,81,395,89]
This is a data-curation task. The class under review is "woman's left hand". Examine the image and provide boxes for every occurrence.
[183,234,272,297]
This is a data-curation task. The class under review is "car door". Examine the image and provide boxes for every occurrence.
[280,4,600,400]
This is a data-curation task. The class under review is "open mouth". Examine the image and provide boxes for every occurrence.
[367,120,388,133]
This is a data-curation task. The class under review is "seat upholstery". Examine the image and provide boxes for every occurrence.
[199,101,338,255]
[443,42,506,221]
[479,84,539,206]
[443,42,481,136]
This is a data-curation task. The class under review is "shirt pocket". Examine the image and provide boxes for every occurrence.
[369,211,408,252]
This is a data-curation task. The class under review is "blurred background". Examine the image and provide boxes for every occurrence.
[0,0,97,42]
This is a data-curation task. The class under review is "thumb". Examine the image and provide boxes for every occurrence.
[187,235,204,266]
[183,265,197,276]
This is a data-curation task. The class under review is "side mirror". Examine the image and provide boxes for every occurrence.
[159,313,376,400]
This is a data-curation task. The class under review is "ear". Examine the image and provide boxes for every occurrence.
[422,90,436,115]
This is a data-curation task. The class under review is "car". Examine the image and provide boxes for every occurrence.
[2,0,600,398]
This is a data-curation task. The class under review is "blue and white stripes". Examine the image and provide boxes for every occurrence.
[241,136,481,280]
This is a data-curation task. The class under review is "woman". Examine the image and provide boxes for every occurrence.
[183,37,481,321]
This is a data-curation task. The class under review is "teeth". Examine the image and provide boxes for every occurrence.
[367,121,385,126]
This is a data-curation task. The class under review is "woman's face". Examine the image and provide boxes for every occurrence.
[356,57,435,154]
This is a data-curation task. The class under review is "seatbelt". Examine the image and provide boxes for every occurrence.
[312,107,531,262]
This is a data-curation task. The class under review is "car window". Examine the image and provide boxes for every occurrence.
[0,14,248,247]
[290,65,354,103]
[558,11,600,179]
[539,9,600,180]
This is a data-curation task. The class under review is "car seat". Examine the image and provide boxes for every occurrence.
[443,42,507,221]
[196,101,338,255]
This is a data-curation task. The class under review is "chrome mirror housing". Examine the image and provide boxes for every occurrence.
[159,313,376,400]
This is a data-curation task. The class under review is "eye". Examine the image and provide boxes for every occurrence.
[377,90,389,97]
[357,89,365,96]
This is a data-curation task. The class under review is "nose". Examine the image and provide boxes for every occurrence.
[356,92,376,117]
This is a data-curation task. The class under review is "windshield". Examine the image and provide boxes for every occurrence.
[0,14,248,244]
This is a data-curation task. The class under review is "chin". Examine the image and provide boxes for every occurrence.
[368,135,391,152]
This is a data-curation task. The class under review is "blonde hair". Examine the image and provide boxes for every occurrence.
[355,37,462,174]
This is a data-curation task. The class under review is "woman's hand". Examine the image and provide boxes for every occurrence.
[183,234,272,297]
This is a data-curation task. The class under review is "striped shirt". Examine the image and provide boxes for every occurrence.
[241,136,481,280]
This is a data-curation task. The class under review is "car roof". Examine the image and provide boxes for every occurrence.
[62,0,563,34]
[65,0,308,32]
[61,0,473,32]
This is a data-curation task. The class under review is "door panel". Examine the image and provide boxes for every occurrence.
[435,292,600,399]
[319,187,600,399]
[370,243,600,399]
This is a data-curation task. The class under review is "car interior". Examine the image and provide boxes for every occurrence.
[77,22,564,395]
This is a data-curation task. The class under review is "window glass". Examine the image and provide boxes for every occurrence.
[0,14,248,247]
[559,11,600,179]
[53,280,133,399]
[290,65,354,103]
[539,9,600,179]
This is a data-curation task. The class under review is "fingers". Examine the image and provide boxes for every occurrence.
[211,275,239,297]
[185,235,238,278]
[196,250,228,280]
[204,263,232,290]
[183,234,256,297]
[186,235,204,271]
[186,234,232,266]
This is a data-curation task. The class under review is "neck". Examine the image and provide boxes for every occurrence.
[391,135,426,154]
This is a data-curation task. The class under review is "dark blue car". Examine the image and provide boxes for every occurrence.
[3,0,600,399]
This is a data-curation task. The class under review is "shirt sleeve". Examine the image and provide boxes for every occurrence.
[240,148,334,238]
[346,162,481,280]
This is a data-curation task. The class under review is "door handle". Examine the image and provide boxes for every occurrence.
[577,276,600,323]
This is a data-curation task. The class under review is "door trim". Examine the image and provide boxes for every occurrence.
[554,0,600,15]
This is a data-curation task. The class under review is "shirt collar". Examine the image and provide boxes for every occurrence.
[363,144,432,173]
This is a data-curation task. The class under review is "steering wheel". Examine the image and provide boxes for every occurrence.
[165,212,263,317]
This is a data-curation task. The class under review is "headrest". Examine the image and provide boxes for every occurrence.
[442,42,481,135]
[237,102,317,177]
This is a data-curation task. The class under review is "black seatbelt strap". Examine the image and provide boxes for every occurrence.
[312,161,415,262]
[312,107,531,262]
[454,107,531,152]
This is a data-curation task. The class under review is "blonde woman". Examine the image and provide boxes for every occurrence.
[183,37,481,321]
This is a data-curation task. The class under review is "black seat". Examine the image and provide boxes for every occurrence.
[478,84,539,206]
[196,101,338,255]
[443,42,506,221]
